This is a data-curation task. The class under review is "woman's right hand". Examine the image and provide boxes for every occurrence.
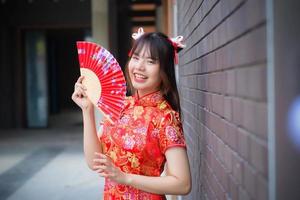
[71,76,93,110]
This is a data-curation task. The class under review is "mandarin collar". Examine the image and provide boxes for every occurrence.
[133,90,164,107]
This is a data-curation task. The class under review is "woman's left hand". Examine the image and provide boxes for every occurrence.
[93,152,129,184]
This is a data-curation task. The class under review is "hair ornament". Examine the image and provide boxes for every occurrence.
[169,36,186,64]
[132,27,145,40]
[131,27,186,64]
[170,36,186,49]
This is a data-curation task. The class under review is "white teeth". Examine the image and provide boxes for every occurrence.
[134,73,146,79]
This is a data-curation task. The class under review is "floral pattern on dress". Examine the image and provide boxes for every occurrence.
[100,91,186,200]
[166,126,179,142]
[122,133,136,150]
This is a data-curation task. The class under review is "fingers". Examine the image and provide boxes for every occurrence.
[75,76,87,91]
[93,158,107,166]
[93,152,115,175]
[74,82,87,91]
[77,75,85,83]
[98,172,109,178]
[72,89,87,99]
[73,76,87,98]
[75,84,87,95]
[94,152,107,158]
[93,152,110,166]
[93,152,126,183]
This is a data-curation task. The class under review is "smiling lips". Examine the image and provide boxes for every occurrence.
[133,73,147,83]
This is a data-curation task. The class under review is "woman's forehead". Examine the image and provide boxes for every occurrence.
[134,43,159,60]
[134,45,151,56]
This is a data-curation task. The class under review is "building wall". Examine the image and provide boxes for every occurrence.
[177,0,268,199]
[0,0,91,128]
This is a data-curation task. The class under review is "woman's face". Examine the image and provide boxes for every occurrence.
[128,46,161,97]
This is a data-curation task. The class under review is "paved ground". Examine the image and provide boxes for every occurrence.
[0,110,104,200]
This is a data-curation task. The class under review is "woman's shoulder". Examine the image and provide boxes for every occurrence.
[154,101,181,125]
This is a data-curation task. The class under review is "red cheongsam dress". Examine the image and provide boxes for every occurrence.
[99,91,186,200]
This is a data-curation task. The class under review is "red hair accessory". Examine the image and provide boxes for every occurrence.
[168,36,186,64]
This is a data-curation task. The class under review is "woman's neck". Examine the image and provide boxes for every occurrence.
[136,89,160,99]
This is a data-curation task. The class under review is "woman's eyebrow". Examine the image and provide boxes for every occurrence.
[133,52,157,60]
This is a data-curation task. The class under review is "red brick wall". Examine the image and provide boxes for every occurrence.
[177,0,268,199]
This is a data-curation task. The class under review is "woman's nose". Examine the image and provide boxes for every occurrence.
[135,60,145,71]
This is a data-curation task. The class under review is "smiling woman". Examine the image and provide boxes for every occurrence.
[128,48,161,97]
[72,28,191,199]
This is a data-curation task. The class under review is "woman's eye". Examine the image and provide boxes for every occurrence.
[147,60,155,64]
[132,56,139,60]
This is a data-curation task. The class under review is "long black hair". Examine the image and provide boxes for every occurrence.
[125,32,182,116]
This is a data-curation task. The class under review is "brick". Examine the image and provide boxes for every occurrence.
[197,75,207,91]
[238,187,251,200]
[181,98,197,119]
[216,137,226,164]
[255,102,268,139]
[225,122,238,150]
[212,93,224,117]
[217,118,228,143]
[205,93,213,112]
[210,172,226,200]
[190,89,202,105]
[208,72,226,94]
[247,66,267,101]
[228,175,239,200]
[243,163,257,199]
[235,65,267,101]
[203,173,217,200]
[216,160,230,193]
[242,101,268,140]
[218,119,228,142]
[206,51,218,73]
[232,98,244,127]
[210,133,218,156]
[236,67,249,98]
[223,145,233,172]
[242,100,256,134]
[196,91,205,110]
[208,112,223,138]
[249,136,268,177]
[237,128,250,160]
[232,152,244,184]
[198,106,206,124]
[257,175,268,200]
[224,96,233,121]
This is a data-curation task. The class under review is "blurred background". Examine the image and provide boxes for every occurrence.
[0,0,300,200]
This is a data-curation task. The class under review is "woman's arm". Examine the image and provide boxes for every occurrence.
[72,76,102,169]
[126,147,191,195]
[82,107,102,169]
[93,147,191,195]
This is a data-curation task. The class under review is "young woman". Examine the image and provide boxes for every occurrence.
[72,28,191,199]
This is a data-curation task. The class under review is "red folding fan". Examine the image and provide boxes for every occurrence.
[76,41,126,123]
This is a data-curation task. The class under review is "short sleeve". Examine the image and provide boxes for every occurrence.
[158,111,186,154]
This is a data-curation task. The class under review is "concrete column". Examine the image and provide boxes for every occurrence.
[91,0,109,129]
[91,0,109,48]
